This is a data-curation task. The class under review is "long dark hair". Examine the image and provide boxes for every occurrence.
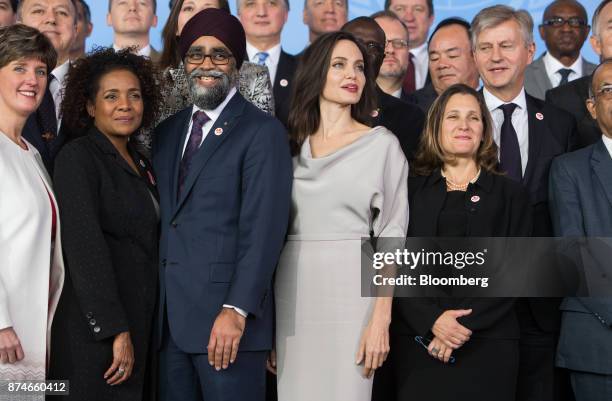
[288,31,377,147]
[159,0,231,70]
[412,83,499,176]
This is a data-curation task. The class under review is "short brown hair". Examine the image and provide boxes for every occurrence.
[288,31,377,147]
[412,84,499,176]
[0,24,57,73]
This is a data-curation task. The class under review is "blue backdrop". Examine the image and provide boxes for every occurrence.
[87,0,601,63]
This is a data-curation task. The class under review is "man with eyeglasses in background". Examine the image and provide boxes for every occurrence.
[525,0,595,100]
[408,17,480,113]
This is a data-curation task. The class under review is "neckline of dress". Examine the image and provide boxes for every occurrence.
[0,130,30,152]
[303,126,384,161]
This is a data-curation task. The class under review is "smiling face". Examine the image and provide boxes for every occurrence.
[87,69,143,139]
[0,57,48,118]
[387,0,433,48]
[303,0,347,41]
[107,0,157,36]
[0,0,16,27]
[176,0,219,35]
[439,93,484,158]
[474,19,534,101]
[238,0,287,43]
[429,24,479,93]
[321,39,366,107]
[19,0,76,65]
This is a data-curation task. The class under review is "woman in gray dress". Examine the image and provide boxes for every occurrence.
[274,31,409,401]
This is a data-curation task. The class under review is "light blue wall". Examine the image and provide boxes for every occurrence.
[87,0,601,63]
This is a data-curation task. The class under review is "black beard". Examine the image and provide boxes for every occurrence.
[188,68,235,110]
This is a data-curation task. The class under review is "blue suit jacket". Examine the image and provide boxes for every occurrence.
[549,138,612,374]
[152,92,292,353]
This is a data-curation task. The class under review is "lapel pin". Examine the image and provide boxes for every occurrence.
[470,195,480,203]
[139,159,146,168]
[371,109,380,118]
[215,127,224,136]
[280,79,289,87]
[147,171,156,186]
[536,112,544,120]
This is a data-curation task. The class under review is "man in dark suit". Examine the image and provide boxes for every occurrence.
[152,9,292,401]
[472,5,576,401]
[342,17,425,160]
[408,17,479,113]
[238,0,297,126]
[107,0,161,62]
[525,0,595,101]
[18,0,77,173]
[546,0,612,149]
[549,59,612,401]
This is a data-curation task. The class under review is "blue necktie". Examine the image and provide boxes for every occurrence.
[558,68,572,86]
[178,111,210,198]
[256,52,269,66]
[498,103,522,182]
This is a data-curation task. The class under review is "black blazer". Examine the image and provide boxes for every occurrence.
[23,113,70,174]
[545,75,601,149]
[391,170,532,339]
[273,49,298,127]
[374,87,425,161]
[406,83,438,114]
[49,128,159,401]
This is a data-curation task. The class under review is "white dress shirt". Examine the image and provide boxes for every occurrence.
[392,88,403,99]
[246,42,281,85]
[410,42,429,90]
[603,134,612,159]
[181,88,247,318]
[113,43,152,58]
[50,60,70,126]
[543,52,583,87]
[483,87,530,176]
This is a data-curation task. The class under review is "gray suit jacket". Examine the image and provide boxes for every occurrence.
[549,138,612,375]
[525,53,596,100]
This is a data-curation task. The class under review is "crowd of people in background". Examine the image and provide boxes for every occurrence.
[0,0,611,401]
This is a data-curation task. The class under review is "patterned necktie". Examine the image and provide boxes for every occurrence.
[38,74,57,142]
[256,52,269,66]
[558,68,573,86]
[498,103,522,182]
[402,52,416,94]
[178,111,210,198]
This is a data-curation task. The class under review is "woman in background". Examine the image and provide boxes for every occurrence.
[0,24,63,383]
[49,48,161,401]
[390,84,532,401]
[274,31,409,401]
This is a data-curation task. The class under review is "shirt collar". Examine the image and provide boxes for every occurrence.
[113,43,152,57]
[602,134,612,159]
[483,86,527,112]
[191,87,237,122]
[542,51,583,77]
[246,42,281,65]
[410,41,428,59]
[424,168,494,192]
[51,60,70,84]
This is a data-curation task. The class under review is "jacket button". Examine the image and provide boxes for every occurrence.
[89,319,96,326]
[86,312,93,319]
[162,259,167,266]
[93,326,101,333]
[171,221,178,228]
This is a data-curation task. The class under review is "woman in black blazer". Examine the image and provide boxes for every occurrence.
[391,84,532,401]
[48,48,162,401]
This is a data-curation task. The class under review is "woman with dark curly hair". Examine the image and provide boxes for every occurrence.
[48,48,162,401]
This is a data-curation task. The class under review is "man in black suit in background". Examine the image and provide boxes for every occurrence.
[472,5,576,401]
[546,0,612,149]
[238,0,297,126]
[342,17,425,161]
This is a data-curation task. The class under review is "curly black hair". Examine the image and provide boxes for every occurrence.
[61,47,162,137]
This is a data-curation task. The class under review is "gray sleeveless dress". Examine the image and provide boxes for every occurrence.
[275,126,409,401]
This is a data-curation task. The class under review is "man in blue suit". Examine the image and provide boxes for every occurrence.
[549,59,612,401]
[152,8,292,401]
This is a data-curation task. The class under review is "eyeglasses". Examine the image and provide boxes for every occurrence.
[592,84,612,100]
[386,39,409,50]
[542,17,587,28]
[185,51,234,66]
[414,336,457,364]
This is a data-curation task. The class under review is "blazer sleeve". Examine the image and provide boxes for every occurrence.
[223,118,292,317]
[549,157,584,236]
[54,144,129,341]
[0,277,11,330]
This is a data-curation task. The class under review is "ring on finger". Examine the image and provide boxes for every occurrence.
[431,347,439,354]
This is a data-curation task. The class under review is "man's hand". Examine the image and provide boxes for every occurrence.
[207,308,246,370]
[431,309,473,349]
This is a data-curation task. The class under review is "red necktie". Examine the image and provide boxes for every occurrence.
[402,53,416,94]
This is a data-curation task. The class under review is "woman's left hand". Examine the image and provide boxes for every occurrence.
[355,316,390,379]
[428,336,454,364]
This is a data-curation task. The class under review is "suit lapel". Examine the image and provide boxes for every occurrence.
[591,139,612,208]
[523,95,545,186]
[533,56,552,95]
[168,107,194,210]
[273,50,293,99]
[173,93,247,215]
